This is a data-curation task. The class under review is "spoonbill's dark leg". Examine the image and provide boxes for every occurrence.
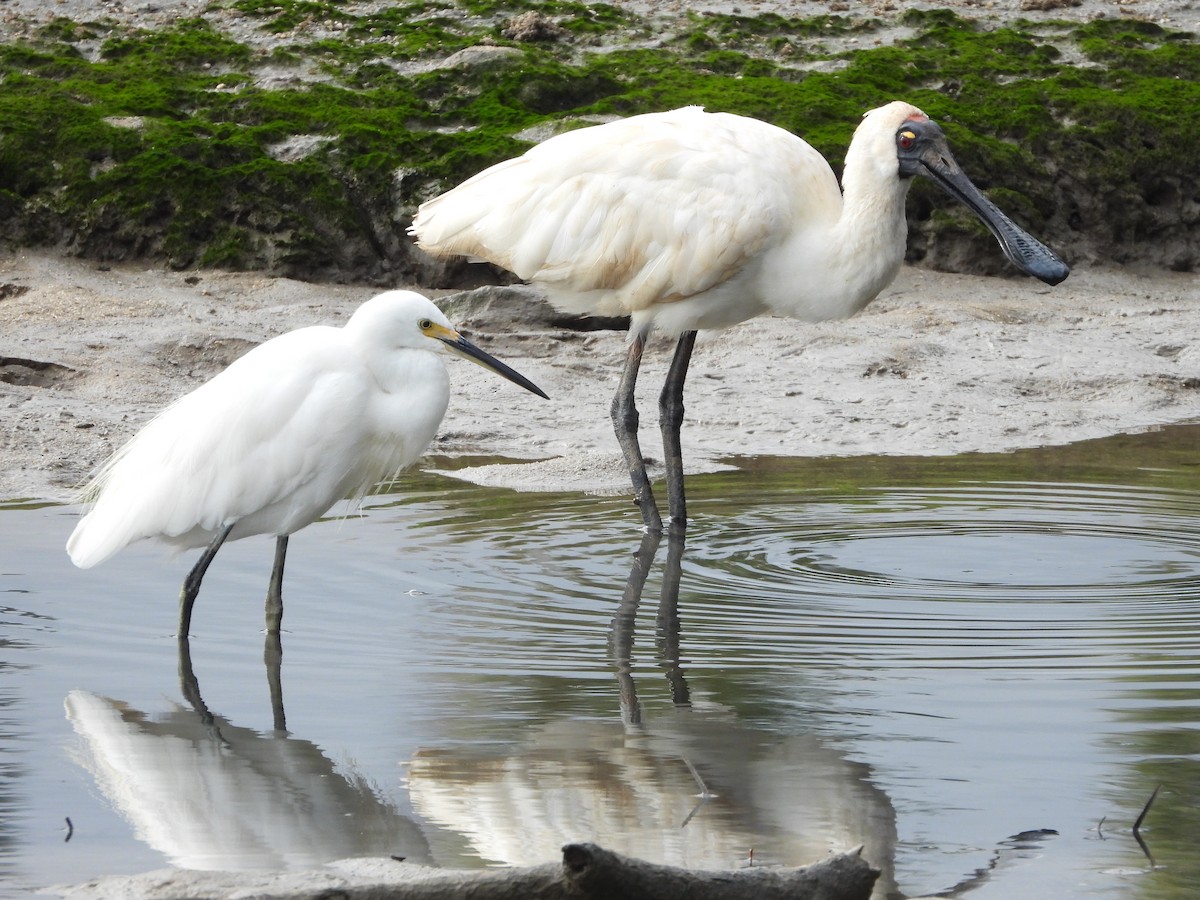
[179,522,235,638]
[610,529,662,727]
[659,331,697,529]
[611,330,663,532]
[657,525,690,707]
[265,535,288,635]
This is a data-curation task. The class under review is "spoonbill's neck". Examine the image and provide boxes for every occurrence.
[763,149,913,324]
[832,162,914,298]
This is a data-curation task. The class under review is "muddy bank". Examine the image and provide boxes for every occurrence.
[0,0,1196,280]
[2,251,1196,504]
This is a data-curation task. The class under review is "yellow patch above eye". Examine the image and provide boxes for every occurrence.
[901,131,916,140]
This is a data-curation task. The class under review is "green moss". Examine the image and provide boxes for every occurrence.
[35,17,104,43]
[683,10,859,40]
[229,0,633,46]
[198,225,258,268]
[897,7,970,29]
[229,0,360,33]
[99,18,254,69]
[0,6,1194,276]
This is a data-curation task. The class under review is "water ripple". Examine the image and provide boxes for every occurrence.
[690,483,1200,595]
[356,478,1200,687]
[663,482,1200,674]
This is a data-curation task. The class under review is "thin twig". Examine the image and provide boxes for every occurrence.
[1133,784,1160,836]
[1132,785,1161,868]
[679,756,714,828]
[64,817,73,843]
[680,797,708,829]
[682,756,712,798]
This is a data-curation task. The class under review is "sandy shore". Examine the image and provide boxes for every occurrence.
[1,0,1197,504]
[2,250,1197,504]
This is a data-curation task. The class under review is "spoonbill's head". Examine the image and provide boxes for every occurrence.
[867,102,1070,286]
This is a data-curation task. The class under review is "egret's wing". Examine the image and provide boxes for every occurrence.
[411,107,841,315]
[66,327,371,568]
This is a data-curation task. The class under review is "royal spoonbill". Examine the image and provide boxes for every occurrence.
[410,102,1069,531]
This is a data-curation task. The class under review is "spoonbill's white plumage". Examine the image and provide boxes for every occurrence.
[66,290,547,637]
[411,102,1069,531]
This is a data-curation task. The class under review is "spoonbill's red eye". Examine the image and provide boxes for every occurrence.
[898,130,916,150]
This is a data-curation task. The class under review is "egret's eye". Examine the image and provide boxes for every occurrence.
[898,130,916,150]
[419,318,433,330]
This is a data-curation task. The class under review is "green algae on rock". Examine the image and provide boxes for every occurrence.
[0,3,1194,282]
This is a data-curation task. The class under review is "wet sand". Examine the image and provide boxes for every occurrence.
[2,251,1197,504]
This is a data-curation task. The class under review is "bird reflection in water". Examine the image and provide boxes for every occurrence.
[602,529,1067,898]
[65,634,432,872]
[609,528,691,728]
[408,528,901,895]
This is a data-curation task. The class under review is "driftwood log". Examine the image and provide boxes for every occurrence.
[554,842,879,900]
[50,842,879,900]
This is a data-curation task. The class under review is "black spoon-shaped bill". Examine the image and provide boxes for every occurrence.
[898,120,1070,286]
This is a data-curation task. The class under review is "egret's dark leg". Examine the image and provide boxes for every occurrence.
[265,535,288,635]
[659,331,697,529]
[265,535,288,731]
[176,633,214,723]
[179,522,234,639]
[611,330,663,532]
[264,630,287,733]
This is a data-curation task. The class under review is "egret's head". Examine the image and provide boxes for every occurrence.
[351,290,548,399]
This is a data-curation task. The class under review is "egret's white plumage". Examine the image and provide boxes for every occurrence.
[411,102,1068,530]
[67,290,547,636]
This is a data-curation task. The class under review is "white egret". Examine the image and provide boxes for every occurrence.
[66,290,548,637]
[410,102,1069,531]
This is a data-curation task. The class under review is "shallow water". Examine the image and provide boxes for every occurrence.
[2,425,1200,899]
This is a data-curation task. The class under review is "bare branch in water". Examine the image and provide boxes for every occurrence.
[1132,784,1161,867]
[1133,784,1160,836]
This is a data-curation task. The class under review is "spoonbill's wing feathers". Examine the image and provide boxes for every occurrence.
[412,107,840,315]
